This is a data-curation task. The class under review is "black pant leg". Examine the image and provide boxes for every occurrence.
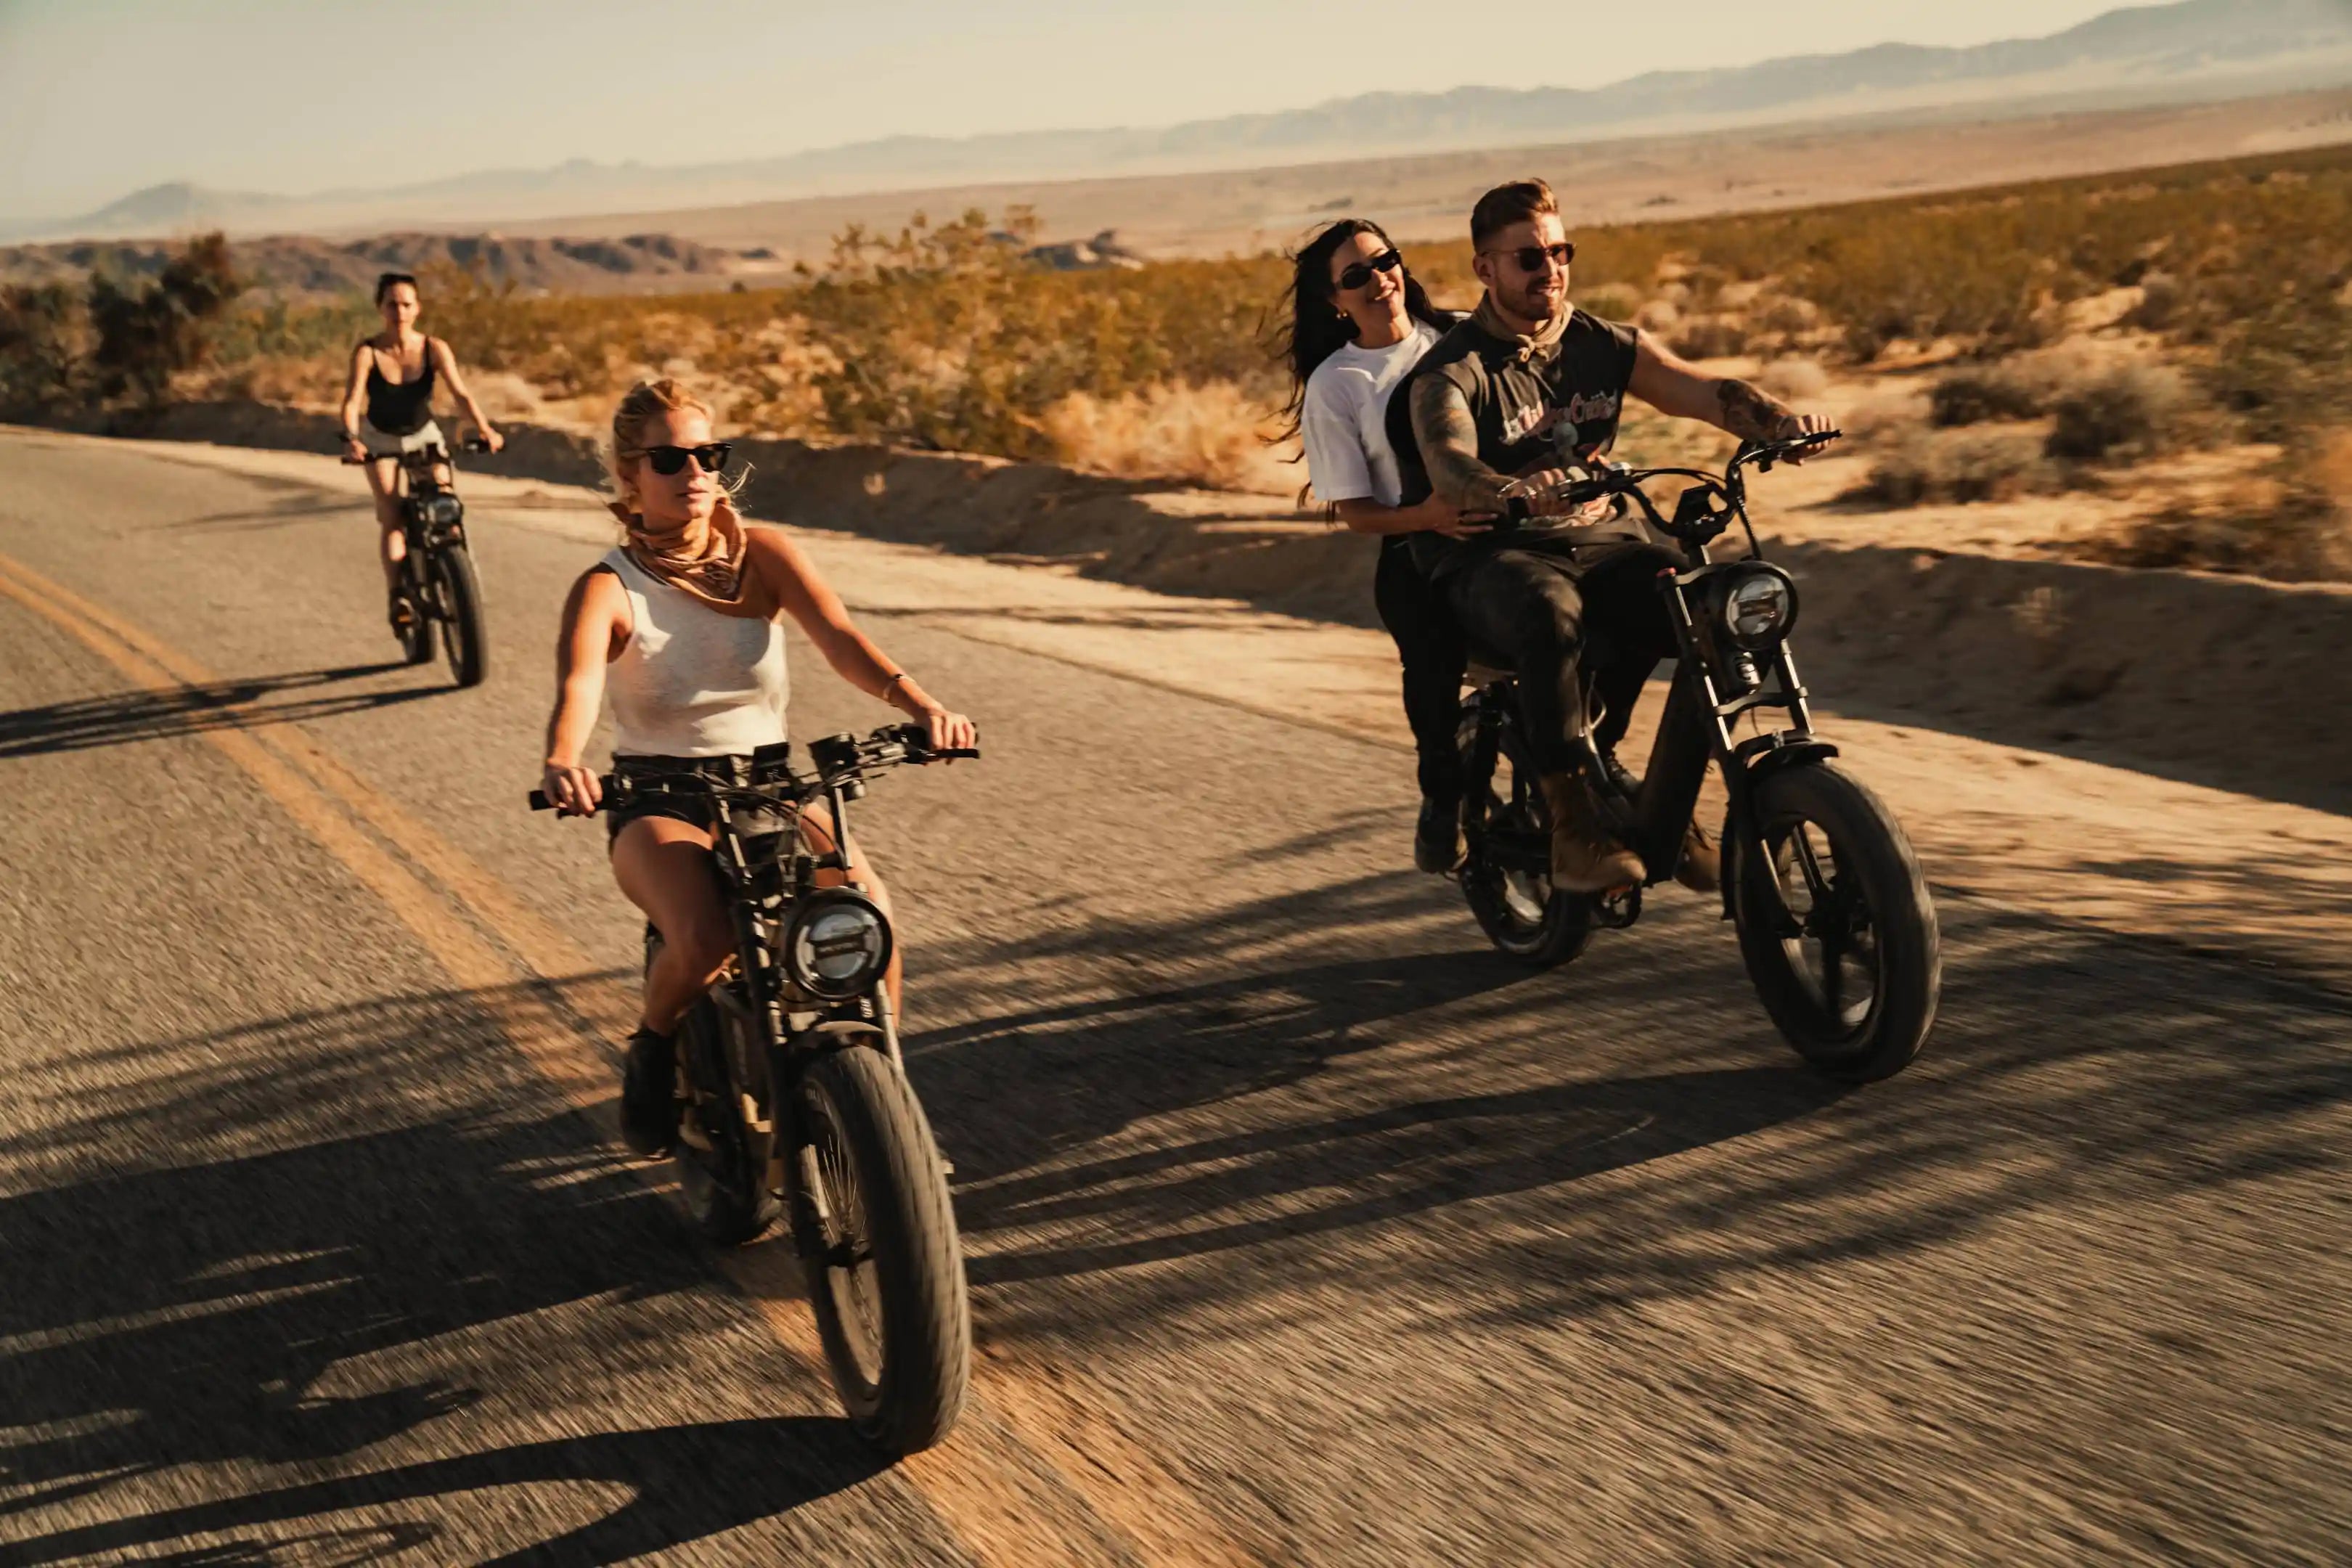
[1443,550,1588,777]
[1575,547,1682,757]
[1373,539,1466,804]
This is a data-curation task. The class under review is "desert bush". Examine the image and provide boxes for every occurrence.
[2044,362,2190,462]
[2124,272,2180,331]
[1577,282,1642,321]
[1855,428,2055,506]
[0,282,89,415]
[87,232,242,407]
[1929,364,2045,425]
[1039,380,1292,492]
[1669,316,1747,359]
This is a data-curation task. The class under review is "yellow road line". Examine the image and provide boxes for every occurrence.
[0,547,1262,1567]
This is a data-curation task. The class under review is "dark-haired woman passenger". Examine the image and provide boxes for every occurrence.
[1280,219,1482,873]
[338,271,505,639]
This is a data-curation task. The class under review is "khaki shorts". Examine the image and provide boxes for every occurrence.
[362,418,444,459]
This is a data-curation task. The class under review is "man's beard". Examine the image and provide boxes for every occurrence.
[1503,279,1565,324]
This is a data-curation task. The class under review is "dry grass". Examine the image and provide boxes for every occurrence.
[2081,428,2352,581]
[1037,381,1295,493]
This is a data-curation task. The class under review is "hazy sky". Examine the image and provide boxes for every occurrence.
[0,0,2136,219]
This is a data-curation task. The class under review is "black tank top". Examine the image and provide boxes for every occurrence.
[364,338,438,436]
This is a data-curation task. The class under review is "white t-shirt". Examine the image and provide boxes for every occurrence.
[1299,320,1442,509]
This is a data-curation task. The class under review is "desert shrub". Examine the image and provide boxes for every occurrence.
[2044,362,2189,462]
[1669,316,1747,359]
[1855,428,2054,506]
[1577,282,1642,321]
[86,232,242,407]
[2124,272,2180,331]
[0,282,89,415]
[1929,364,2045,425]
[1038,380,1291,491]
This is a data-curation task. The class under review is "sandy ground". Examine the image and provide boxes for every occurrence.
[479,89,2352,264]
[48,430,2352,996]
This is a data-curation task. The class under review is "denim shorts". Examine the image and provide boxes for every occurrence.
[603,753,796,846]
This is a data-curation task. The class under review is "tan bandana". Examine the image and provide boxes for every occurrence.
[606,494,779,620]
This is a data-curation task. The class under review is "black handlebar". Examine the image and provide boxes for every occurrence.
[338,434,492,465]
[528,722,979,812]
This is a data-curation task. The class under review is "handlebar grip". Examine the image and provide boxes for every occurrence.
[463,436,491,453]
[528,790,552,810]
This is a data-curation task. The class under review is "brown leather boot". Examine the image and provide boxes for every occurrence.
[1538,774,1644,894]
[1675,820,1722,893]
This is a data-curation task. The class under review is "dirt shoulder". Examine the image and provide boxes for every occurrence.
[15,424,2350,998]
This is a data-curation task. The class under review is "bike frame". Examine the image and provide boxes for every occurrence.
[1464,438,1839,907]
[638,734,928,1201]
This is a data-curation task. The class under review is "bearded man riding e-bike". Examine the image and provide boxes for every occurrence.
[1387,178,1837,894]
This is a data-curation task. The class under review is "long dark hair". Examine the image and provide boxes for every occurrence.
[1270,219,1449,449]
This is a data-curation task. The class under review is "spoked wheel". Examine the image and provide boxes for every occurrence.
[433,542,487,688]
[1458,716,1594,968]
[793,1041,968,1454]
[672,992,780,1246]
[1730,761,1940,1082]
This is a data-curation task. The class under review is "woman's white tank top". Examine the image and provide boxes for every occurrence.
[600,548,789,757]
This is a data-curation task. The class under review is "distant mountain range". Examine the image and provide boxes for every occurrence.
[0,231,746,301]
[12,0,2351,243]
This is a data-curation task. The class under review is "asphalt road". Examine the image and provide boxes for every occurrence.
[1,433,2346,1566]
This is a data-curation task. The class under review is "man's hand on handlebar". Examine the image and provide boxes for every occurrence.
[1773,414,1840,464]
[539,758,603,817]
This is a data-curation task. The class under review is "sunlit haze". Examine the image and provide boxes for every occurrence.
[0,0,2138,219]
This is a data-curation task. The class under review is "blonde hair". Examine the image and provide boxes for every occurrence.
[608,377,717,513]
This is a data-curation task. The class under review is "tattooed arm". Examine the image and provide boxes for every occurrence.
[1408,374,1515,514]
[1627,331,1838,454]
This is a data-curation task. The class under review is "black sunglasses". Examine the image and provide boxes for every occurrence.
[1334,249,1403,293]
[1480,241,1576,273]
[643,442,732,476]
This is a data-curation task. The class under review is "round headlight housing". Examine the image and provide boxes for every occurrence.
[1718,563,1800,650]
[425,494,463,526]
[783,889,894,1000]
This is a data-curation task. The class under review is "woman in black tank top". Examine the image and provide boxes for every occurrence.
[337,271,507,632]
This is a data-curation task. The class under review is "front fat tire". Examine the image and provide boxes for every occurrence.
[796,1046,969,1454]
[435,544,487,688]
[1731,761,1940,1083]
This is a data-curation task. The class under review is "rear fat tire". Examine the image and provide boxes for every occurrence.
[794,1044,969,1454]
[1458,714,1595,968]
[434,543,487,688]
[1729,761,1940,1082]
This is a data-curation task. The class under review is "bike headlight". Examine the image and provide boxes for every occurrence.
[1718,564,1800,650]
[783,889,894,1000]
[424,494,463,526]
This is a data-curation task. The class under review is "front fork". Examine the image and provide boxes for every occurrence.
[1577,570,1837,890]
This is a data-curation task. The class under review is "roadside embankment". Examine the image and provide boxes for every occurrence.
[50,400,2352,816]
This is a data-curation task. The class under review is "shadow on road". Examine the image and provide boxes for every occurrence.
[0,977,873,1567]
[0,662,435,756]
[0,1418,880,1568]
[902,855,2352,1338]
